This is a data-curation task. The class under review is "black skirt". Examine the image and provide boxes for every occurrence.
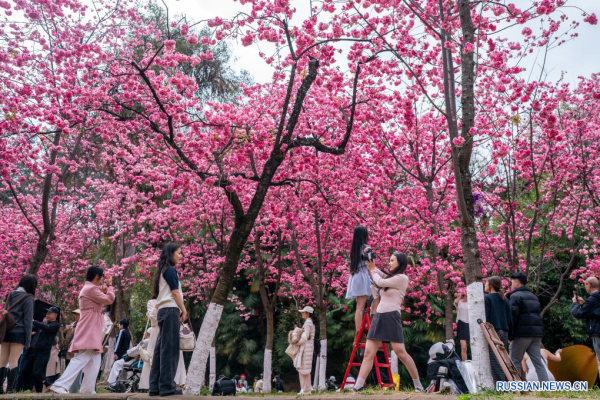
[367,311,404,343]
[3,331,26,345]
[457,320,470,341]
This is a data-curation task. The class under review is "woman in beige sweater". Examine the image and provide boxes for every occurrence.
[352,251,423,392]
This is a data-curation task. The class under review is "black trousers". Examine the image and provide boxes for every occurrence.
[18,347,51,393]
[149,307,180,395]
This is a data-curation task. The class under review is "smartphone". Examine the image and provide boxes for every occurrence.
[573,291,579,300]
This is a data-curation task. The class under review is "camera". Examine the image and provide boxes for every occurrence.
[361,247,376,262]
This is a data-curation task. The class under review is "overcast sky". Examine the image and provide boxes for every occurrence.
[163,0,599,87]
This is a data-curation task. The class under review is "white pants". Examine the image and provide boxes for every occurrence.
[108,358,134,384]
[52,350,101,394]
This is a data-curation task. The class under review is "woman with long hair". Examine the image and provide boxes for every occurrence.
[148,243,187,397]
[352,252,423,392]
[0,274,36,394]
[484,276,512,384]
[346,226,372,333]
[139,293,186,390]
[454,291,470,361]
[295,306,317,395]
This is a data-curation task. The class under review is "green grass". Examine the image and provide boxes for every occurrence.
[458,388,600,400]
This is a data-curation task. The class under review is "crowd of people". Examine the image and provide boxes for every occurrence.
[334,226,600,393]
[0,243,189,397]
[1,231,600,395]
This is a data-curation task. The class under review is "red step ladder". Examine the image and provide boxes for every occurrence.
[340,307,395,390]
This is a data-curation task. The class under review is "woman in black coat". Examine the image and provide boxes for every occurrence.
[0,275,37,394]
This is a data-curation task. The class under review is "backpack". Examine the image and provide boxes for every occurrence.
[212,378,236,396]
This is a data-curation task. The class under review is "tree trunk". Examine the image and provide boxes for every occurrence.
[102,336,116,381]
[436,0,493,389]
[209,343,216,391]
[185,302,224,394]
[448,0,492,390]
[28,234,50,275]
[390,351,398,375]
[317,309,327,391]
[444,288,455,340]
[263,348,272,393]
[263,306,274,393]
[183,57,326,395]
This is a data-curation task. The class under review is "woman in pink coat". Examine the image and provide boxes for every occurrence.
[50,266,115,394]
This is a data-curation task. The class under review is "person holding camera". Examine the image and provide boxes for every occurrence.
[17,307,61,393]
[346,226,373,333]
[50,266,115,394]
[351,251,424,392]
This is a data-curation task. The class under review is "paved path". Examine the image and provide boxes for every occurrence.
[0,393,591,400]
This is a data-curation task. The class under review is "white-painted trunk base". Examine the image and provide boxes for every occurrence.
[390,351,398,375]
[467,281,493,391]
[318,339,327,391]
[263,348,272,393]
[209,346,216,391]
[102,337,115,381]
[184,302,224,395]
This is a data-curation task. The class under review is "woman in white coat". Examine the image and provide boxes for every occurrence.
[139,297,187,390]
[295,306,316,395]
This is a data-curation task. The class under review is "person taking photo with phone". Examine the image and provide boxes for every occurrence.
[351,250,424,392]
[50,266,115,394]
[570,277,600,380]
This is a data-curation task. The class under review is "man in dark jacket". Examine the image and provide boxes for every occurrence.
[508,272,548,381]
[17,307,61,393]
[113,319,131,361]
[571,277,600,380]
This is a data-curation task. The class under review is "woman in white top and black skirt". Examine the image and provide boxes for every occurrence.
[454,292,469,361]
[352,251,424,392]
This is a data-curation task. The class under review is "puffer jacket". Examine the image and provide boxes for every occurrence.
[294,318,315,375]
[571,291,600,337]
[508,286,543,340]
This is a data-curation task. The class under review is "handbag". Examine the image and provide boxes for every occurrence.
[0,292,33,343]
[284,327,304,359]
[179,322,195,351]
[139,318,153,363]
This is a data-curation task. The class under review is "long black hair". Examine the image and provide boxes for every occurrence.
[152,242,181,298]
[350,226,368,274]
[18,274,38,295]
[382,252,408,291]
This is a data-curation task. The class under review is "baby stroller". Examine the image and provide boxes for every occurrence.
[425,340,470,394]
[110,358,143,393]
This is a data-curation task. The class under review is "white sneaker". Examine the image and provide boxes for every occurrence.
[50,385,69,394]
[297,390,304,395]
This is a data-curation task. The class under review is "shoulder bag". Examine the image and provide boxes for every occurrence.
[0,292,33,343]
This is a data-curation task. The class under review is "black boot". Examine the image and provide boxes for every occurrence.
[6,368,18,394]
[0,367,7,394]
